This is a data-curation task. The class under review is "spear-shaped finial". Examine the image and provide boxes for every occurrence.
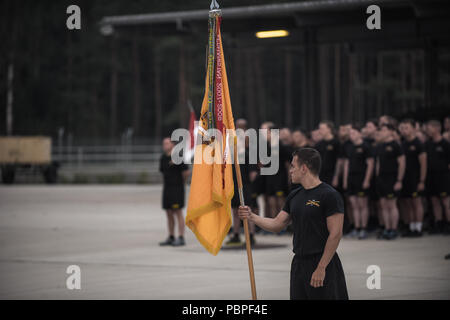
[209,0,221,17]
[210,0,220,10]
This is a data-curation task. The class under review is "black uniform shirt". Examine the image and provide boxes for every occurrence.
[402,138,425,174]
[339,140,353,159]
[314,138,340,175]
[347,142,373,175]
[377,141,403,176]
[159,153,188,186]
[282,183,344,257]
[363,138,378,156]
[426,139,450,173]
[363,137,376,148]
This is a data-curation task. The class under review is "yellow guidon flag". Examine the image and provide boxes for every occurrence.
[185,11,235,255]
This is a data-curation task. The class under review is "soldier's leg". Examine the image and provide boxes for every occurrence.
[173,209,185,237]
[166,209,175,236]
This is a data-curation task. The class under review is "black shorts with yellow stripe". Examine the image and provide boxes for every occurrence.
[376,175,398,199]
[265,171,289,197]
[347,172,369,197]
[401,171,422,198]
[427,171,450,198]
[162,185,185,210]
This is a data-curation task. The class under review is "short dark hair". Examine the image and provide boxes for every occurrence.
[380,115,398,127]
[366,118,378,127]
[319,120,335,132]
[427,119,442,130]
[292,148,321,176]
[261,121,276,129]
[293,127,306,135]
[381,123,396,131]
[400,118,415,127]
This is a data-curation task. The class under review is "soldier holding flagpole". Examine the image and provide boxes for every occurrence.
[239,148,349,300]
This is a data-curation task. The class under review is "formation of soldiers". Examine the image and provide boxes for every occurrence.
[158,115,450,246]
[226,115,450,245]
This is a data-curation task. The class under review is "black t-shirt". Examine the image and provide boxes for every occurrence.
[376,141,403,176]
[314,138,340,175]
[159,154,188,187]
[426,138,450,173]
[402,138,425,174]
[282,183,344,257]
[363,137,376,148]
[346,142,373,175]
[339,139,353,159]
[363,137,378,155]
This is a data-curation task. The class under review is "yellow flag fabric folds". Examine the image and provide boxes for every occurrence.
[185,14,235,255]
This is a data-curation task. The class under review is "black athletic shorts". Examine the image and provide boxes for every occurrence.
[427,171,450,197]
[368,174,378,201]
[376,175,398,199]
[290,253,348,300]
[347,172,368,197]
[162,185,185,210]
[253,174,265,196]
[264,171,288,197]
[249,191,259,209]
[401,170,421,198]
[231,184,257,209]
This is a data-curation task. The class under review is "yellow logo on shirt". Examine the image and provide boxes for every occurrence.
[327,145,334,151]
[306,200,321,207]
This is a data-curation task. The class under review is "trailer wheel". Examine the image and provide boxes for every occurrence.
[1,165,16,184]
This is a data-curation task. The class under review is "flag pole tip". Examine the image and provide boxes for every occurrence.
[210,0,220,10]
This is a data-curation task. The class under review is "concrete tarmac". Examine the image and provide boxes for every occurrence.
[0,185,449,300]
